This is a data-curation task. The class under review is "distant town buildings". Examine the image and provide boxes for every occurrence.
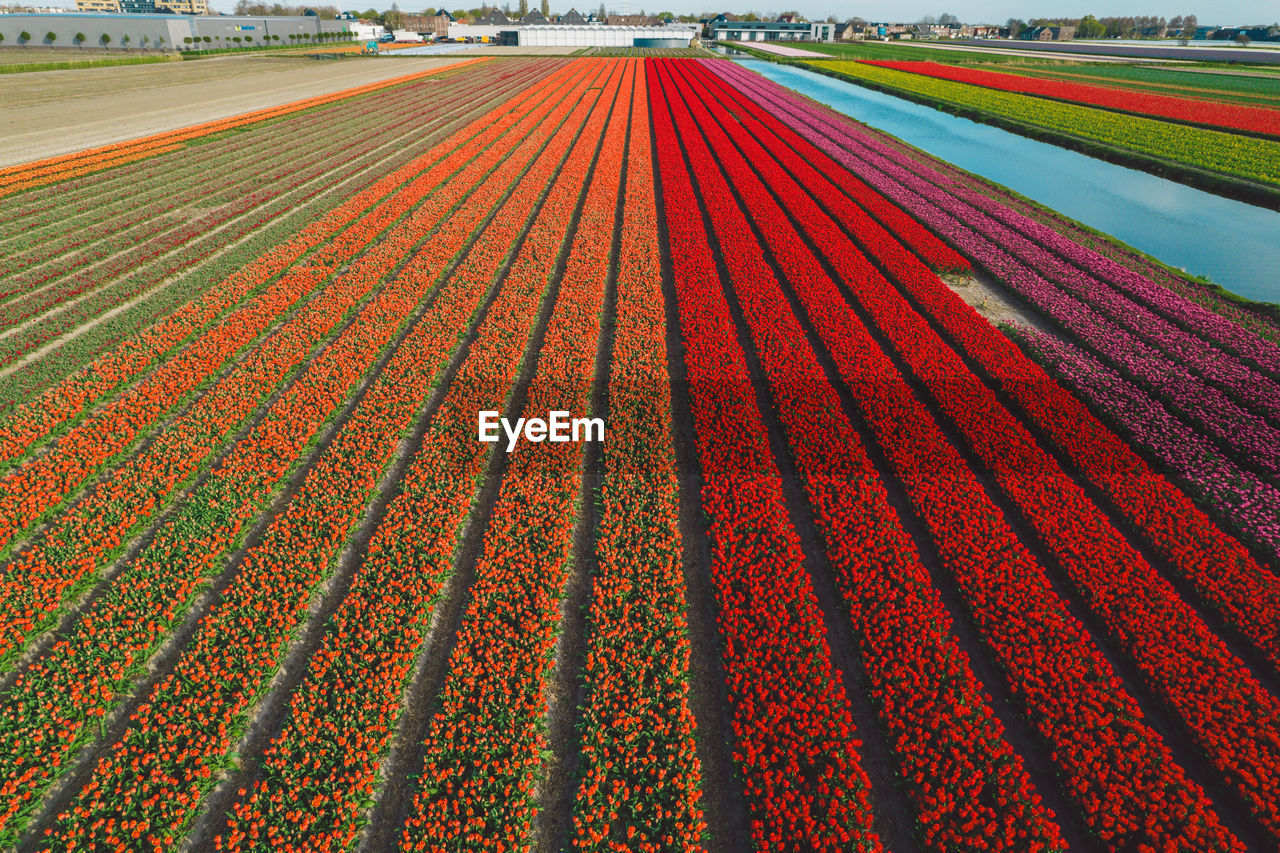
[1019,24,1075,41]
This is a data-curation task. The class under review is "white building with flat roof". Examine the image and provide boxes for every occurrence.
[516,24,695,47]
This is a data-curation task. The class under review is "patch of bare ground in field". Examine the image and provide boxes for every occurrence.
[939,269,1054,332]
[0,54,469,167]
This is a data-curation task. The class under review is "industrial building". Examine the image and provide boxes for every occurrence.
[0,12,350,48]
[515,24,697,47]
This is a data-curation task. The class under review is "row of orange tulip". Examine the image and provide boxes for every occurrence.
[398,58,630,852]
[36,59,612,850]
[0,59,580,849]
[0,111,475,467]
[2,76,435,284]
[212,60,615,853]
[569,62,707,851]
[0,76,561,673]
[0,84,409,256]
[0,75,549,572]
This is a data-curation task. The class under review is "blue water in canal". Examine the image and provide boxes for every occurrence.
[737,59,1280,304]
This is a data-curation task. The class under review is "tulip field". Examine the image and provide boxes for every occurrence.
[858,60,1280,138]
[806,59,1280,190]
[1,53,1278,852]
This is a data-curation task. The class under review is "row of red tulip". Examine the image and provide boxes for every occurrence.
[0,60,594,849]
[714,54,1280,652]
[0,61,555,471]
[650,61,883,853]
[37,60,617,852]
[704,60,1280,681]
[684,59,1242,849]
[400,59,630,852]
[660,58,1064,851]
[863,60,1280,138]
[569,62,707,852]
[703,61,1280,838]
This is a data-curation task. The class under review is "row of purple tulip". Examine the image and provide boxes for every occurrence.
[1013,324,1280,564]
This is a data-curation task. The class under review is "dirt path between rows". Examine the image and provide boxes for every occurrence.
[0,54,465,167]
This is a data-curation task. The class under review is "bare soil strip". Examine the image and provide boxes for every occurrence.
[0,54,469,167]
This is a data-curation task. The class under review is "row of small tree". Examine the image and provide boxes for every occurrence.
[6,30,156,47]
[180,31,350,48]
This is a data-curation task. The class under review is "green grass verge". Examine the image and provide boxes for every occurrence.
[0,53,177,74]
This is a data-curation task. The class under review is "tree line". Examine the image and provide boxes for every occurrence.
[1004,14,1197,39]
